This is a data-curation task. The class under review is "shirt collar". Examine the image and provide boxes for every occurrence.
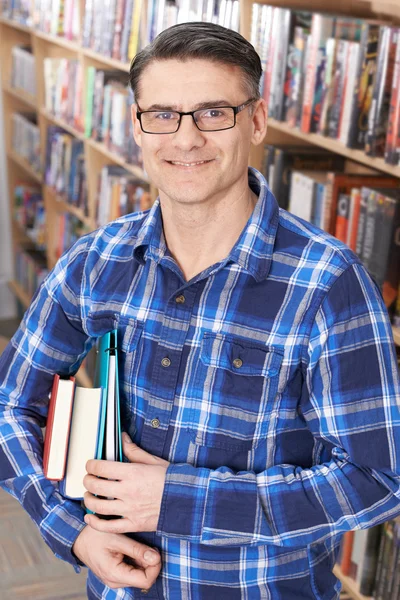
[133,167,279,282]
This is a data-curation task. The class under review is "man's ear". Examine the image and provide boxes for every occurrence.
[131,104,142,147]
[250,98,268,147]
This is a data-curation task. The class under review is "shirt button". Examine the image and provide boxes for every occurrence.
[175,294,185,304]
[161,357,171,367]
[233,358,243,368]
[151,418,160,428]
[141,590,149,594]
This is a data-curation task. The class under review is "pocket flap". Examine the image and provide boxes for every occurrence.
[200,332,283,377]
[118,316,143,353]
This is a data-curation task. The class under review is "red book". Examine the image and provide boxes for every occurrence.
[43,374,76,481]
[335,193,350,243]
[340,531,355,576]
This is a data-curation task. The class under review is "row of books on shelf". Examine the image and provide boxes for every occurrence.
[263,143,400,317]
[14,183,46,250]
[11,117,151,227]
[1,0,29,23]
[97,165,152,226]
[53,213,90,261]
[3,0,240,63]
[11,45,36,97]
[15,244,48,297]
[337,518,400,599]
[41,56,143,167]
[12,112,41,173]
[251,6,400,165]
[45,127,88,214]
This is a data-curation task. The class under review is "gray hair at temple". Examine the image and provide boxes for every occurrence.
[128,21,262,102]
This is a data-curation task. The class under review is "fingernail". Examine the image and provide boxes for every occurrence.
[123,432,132,443]
[144,550,159,564]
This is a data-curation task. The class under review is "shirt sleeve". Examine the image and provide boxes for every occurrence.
[157,261,400,547]
[0,237,93,567]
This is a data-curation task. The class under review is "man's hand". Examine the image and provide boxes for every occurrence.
[72,526,161,591]
[83,433,170,534]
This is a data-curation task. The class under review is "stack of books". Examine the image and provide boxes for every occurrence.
[45,126,88,215]
[43,331,122,500]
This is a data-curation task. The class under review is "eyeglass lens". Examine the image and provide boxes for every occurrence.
[141,107,236,133]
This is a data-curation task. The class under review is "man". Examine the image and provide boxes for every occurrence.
[1,21,400,600]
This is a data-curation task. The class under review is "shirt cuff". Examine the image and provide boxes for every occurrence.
[156,463,211,541]
[40,499,87,570]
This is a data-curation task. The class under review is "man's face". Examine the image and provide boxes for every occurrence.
[132,58,266,207]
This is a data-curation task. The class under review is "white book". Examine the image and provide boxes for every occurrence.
[289,171,316,223]
[339,42,361,145]
[63,387,102,499]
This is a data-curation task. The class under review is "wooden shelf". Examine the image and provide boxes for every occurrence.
[3,82,37,110]
[7,149,43,183]
[0,16,32,33]
[333,565,372,600]
[82,47,130,73]
[267,119,400,178]
[34,29,81,52]
[392,326,400,346]
[7,279,31,309]
[47,188,93,229]
[40,108,85,140]
[87,138,149,182]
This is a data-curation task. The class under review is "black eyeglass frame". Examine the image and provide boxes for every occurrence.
[135,98,257,134]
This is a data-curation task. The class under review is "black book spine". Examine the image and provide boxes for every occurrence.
[359,525,383,596]
[348,24,380,148]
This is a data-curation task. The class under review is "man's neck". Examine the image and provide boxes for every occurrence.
[160,186,258,282]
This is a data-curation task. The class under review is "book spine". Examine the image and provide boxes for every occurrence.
[335,193,350,243]
[339,42,360,145]
[328,39,349,139]
[284,26,306,127]
[349,24,381,149]
[381,199,400,313]
[360,189,378,272]
[385,29,400,164]
[365,26,394,157]
[355,187,368,258]
[301,13,321,133]
[275,9,292,121]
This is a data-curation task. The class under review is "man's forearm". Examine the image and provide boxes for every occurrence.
[156,459,400,548]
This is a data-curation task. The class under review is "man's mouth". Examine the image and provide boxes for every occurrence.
[166,159,214,167]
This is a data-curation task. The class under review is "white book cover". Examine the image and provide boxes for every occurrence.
[63,387,102,499]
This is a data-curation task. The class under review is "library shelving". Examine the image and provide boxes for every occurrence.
[0,2,400,594]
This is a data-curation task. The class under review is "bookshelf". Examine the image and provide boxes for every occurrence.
[0,1,399,597]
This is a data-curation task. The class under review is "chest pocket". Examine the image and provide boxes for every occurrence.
[188,332,283,451]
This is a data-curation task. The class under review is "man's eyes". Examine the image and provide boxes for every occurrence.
[154,112,178,120]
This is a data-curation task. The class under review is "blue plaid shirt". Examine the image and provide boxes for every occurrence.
[1,168,400,600]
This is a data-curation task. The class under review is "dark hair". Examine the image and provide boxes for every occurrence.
[129,22,262,101]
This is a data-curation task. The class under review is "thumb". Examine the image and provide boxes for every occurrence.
[122,433,168,466]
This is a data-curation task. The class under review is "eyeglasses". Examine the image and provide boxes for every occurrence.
[136,98,256,134]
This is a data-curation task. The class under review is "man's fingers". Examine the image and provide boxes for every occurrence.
[84,493,124,516]
[85,514,133,534]
[110,535,161,570]
[122,434,169,466]
[111,558,160,589]
[83,474,121,498]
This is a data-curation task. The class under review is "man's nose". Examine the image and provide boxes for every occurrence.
[171,114,206,147]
